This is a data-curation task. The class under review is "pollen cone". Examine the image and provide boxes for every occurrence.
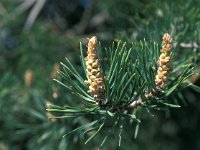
[85,36,105,101]
[155,33,173,89]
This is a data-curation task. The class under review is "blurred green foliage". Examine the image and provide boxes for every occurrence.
[0,0,199,150]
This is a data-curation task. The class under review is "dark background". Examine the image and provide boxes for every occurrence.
[0,0,200,149]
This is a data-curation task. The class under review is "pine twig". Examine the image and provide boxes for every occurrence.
[129,33,173,109]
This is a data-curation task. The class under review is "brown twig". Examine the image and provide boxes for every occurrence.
[68,0,94,35]
[23,0,46,32]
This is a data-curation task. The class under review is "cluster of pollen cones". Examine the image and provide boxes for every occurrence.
[85,33,173,106]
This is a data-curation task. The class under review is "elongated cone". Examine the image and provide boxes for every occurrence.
[155,33,172,89]
[24,69,33,87]
[85,36,105,101]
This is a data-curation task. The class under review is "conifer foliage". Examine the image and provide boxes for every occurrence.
[47,33,196,146]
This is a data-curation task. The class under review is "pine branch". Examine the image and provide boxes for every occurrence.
[48,33,199,146]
